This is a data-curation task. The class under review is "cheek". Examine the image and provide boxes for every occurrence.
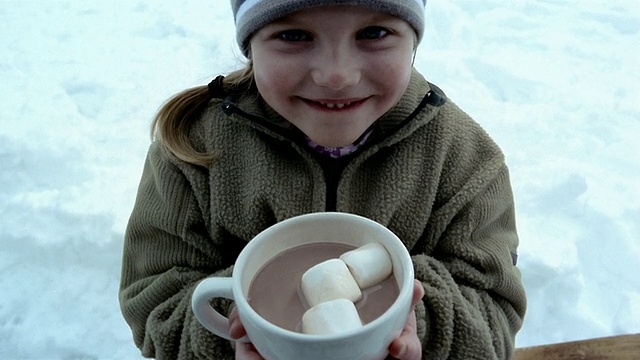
[253,58,298,99]
[370,54,413,98]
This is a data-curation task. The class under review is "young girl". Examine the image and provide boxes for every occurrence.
[119,1,527,359]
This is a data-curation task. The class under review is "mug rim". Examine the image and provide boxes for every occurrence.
[232,211,415,342]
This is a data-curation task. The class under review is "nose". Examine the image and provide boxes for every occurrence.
[310,44,361,90]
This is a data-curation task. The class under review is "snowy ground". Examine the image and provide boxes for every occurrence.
[1,1,638,358]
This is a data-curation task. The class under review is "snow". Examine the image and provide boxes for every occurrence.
[1,1,638,358]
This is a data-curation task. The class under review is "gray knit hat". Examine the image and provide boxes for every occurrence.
[230,0,426,55]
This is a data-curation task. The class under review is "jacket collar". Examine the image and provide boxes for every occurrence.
[225,67,446,144]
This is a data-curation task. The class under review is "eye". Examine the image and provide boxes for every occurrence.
[276,29,312,42]
[356,26,389,40]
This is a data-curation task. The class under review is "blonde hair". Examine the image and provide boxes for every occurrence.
[150,62,255,166]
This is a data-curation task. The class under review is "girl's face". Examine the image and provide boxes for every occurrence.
[250,5,416,148]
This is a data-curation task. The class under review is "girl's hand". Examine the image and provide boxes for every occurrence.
[229,279,425,360]
[229,307,265,360]
[235,341,265,360]
[386,279,425,360]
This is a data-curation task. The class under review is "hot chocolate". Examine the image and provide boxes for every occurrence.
[247,242,399,332]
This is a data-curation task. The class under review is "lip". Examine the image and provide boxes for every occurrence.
[300,97,369,111]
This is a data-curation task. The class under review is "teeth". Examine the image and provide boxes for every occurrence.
[319,102,352,109]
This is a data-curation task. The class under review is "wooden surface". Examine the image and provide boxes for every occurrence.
[513,334,640,359]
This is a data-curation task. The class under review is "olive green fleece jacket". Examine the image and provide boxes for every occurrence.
[119,69,527,360]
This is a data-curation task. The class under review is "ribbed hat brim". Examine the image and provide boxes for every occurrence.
[231,0,426,55]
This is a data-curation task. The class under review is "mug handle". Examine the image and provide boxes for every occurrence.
[191,277,249,342]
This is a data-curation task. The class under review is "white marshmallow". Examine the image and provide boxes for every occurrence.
[339,243,393,289]
[300,258,362,307]
[301,298,363,335]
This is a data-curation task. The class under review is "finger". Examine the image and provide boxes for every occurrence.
[402,280,424,335]
[228,307,247,339]
[387,311,421,360]
[235,342,265,360]
[411,279,425,307]
[388,336,421,360]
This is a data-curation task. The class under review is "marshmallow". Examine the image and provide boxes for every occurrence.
[300,258,362,307]
[301,298,363,335]
[339,243,393,289]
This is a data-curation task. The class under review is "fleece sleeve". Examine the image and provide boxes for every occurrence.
[119,142,237,360]
[414,164,527,360]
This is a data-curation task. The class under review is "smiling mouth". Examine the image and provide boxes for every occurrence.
[304,97,368,110]
[317,101,353,109]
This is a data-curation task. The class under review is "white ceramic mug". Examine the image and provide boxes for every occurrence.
[191,212,415,360]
